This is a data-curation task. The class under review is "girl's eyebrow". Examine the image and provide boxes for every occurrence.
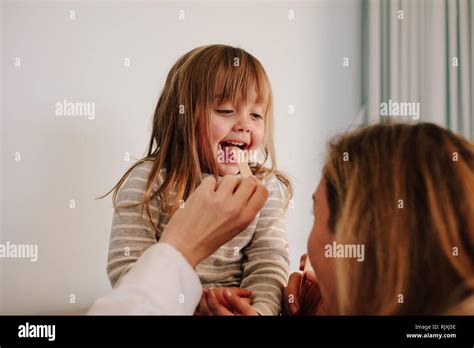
[214,95,230,104]
[214,96,266,109]
[251,102,266,108]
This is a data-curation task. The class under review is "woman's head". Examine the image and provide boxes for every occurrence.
[308,123,474,314]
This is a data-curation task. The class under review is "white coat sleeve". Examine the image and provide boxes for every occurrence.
[87,242,202,315]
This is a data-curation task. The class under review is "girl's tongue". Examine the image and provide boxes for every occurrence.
[219,141,241,164]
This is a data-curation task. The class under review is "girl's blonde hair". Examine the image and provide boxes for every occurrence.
[98,45,292,236]
[322,122,474,315]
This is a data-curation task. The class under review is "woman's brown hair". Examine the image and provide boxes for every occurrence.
[322,122,474,314]
[98,44,292,235]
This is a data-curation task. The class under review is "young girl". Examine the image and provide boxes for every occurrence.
[101,45,292,315]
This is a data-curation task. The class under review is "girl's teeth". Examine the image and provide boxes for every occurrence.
[227,141,244,146]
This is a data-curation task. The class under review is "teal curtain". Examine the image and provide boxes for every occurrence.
[361,0,473,140]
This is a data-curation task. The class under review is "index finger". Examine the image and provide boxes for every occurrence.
[283,272,303,315]
[199,289,213,316]
[207,289,234,316]
[216,175,240,199]
[299,254,308,271]
[232,176,258,203]
[224,290,258,316]
[198,176,218,193]
[241,183,268,223]
[232,288,253,297]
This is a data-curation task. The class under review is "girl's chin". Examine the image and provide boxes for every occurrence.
[217,162,240,176]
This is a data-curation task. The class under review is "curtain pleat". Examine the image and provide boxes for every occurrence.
[361,0,473,140]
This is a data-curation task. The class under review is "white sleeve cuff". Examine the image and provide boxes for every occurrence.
[88,242,202,315]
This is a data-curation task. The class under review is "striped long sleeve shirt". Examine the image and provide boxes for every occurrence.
[106,160,290,315]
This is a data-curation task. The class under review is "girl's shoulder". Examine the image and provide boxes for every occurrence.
[261,172,281,188]
[260,172,291,206]
[126,159,167,187]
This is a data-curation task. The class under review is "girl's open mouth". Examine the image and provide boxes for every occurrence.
[219,140,248,151]
[217,140,249,165]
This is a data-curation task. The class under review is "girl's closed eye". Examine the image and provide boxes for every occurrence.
[216,109,234,115]
[216,109,263,120]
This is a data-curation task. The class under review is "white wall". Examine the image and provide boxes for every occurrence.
[1,0,361,314]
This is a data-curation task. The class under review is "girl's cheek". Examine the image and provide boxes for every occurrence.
[210,120,228,143]
[250,125,265,149]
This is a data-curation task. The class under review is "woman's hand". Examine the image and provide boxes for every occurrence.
[197,288,259,316]
[282,254,328,315]
[160,175,269,268]
[195,287,253,316]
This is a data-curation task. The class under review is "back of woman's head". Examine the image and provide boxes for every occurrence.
[323,122,474,314]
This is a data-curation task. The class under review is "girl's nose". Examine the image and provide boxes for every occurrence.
[234,114,251,132]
